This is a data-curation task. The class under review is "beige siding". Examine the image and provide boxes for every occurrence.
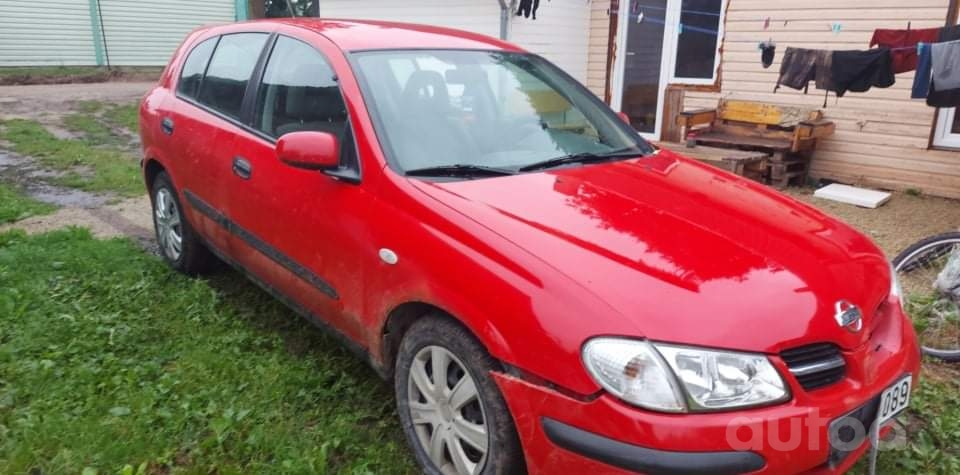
[587,0,611,97]
[511,0,592,83]
[694,0,959,198]
[592,0,960,198]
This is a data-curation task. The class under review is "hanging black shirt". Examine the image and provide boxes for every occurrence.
[830,48,895,97]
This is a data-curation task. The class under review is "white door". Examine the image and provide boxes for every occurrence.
[611,0,726,139]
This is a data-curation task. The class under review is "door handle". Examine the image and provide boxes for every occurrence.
[160,117,175,135]
[232,156,252,180]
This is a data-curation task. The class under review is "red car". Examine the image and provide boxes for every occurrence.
[140,19,921,475]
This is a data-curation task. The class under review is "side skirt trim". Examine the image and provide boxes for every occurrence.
[183,189,339,300]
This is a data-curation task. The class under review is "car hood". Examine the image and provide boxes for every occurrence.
[409,150,891,353]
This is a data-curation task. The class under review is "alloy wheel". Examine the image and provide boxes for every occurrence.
[407,345,489,475]
[154,188,183,261]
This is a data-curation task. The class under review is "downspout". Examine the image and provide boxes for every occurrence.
[497,0,513,40]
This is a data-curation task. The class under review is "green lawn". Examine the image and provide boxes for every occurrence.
[0,119,141,196]
[0,229,414,474]
[0,184,55,224]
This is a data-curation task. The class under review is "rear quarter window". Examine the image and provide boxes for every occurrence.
[176,37,218,99]
[196,33,269,119]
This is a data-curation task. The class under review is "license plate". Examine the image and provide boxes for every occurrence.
[877,375,912,425]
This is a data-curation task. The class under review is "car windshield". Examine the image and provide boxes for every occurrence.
[351,50,653,175]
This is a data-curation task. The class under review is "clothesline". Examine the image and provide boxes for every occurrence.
[628,14,719,36]
[631,3,722,18]
[772,24,960,108]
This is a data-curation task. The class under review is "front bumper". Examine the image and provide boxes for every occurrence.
[495,305,921,474]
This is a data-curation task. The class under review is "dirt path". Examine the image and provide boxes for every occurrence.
[0,82,156,248]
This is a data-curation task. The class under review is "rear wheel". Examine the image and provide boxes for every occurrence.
[395,315,524,475]
[893,232,960,362]
[151,172,214,274]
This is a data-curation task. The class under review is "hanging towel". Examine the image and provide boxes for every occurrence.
[775,47,818,92]
[927,26,960,108]
[830,49,895,97]
[870,27,940,73]
[931,40,960,91]
[913,42,933,99]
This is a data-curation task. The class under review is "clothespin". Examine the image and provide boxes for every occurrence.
[763,17,770,30]
[830,22,842,35]
[637,10,644,24]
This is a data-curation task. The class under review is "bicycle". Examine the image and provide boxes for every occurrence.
[892,232,960,362]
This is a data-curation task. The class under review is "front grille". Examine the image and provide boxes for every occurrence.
[780,343,846,391]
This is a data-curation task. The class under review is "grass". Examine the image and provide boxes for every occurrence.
[0,119,141,196]
[0,184,55,224]
[0,66,105,78]
[0,66,162,86]
[65,101,140,146]
[0,228,414,474]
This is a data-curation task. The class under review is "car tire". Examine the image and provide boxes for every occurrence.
[395,315,524,475]
[151,171,215,274]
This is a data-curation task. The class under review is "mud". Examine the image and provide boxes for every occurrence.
[0,83,155,247]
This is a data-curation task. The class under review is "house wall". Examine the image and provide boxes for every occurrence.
[98,0,237,66]
[688,0,960,198]
[510,0,592,83]
[317,0,503,38]
[0,0,237,67]
[317,0,591,83]
[593,0,960,198]
[587,0,612,97]
[0,0,97,66]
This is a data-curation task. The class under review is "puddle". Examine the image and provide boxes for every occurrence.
[0,149,109,208]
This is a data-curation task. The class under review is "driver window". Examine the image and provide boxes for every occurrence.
[254,36,347,139]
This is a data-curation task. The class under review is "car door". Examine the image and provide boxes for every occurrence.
[224,34,373,343]
[163,32,270,253]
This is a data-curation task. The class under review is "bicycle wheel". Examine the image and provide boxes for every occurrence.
[892,232,960,362]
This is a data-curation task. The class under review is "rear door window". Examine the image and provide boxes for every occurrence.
[197,33,269,119]
[253,36,347,139]
[177,37,218,99]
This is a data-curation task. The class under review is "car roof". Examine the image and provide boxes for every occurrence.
[245,18,525,52]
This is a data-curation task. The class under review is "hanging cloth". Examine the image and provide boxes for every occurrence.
[774,47,834,92]
[775,47,818,92]
[830,48,895,97]
[516,0,541,19]
[869,27,940,73]
[912,42,933,99]
[759,41,776,69]
[931,40,960,90]
[926,25,960,108]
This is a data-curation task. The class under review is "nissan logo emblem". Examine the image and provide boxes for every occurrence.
[835,300,864,333]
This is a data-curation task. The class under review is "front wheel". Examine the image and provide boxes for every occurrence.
[395,315,524,475]
[893,232,960,362]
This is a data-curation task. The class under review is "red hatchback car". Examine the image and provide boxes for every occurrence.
[141,19,921,475]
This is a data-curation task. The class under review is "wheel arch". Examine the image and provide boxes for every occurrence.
[143,157,168,195]
[380,300,513,378]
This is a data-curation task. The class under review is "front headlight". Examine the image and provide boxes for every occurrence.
[655,344,790,411]
[582,338,789,413]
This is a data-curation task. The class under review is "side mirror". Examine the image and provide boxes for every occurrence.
[617,111,631,125]
[276,131,339,170]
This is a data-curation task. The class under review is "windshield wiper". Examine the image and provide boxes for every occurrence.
[405,164,517,178]
[518,149,646,172]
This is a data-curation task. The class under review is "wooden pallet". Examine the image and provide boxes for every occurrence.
[656,142,770,182]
